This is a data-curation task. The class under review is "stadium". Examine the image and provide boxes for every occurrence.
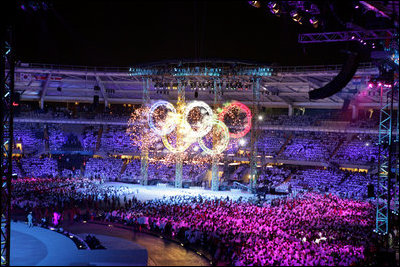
[1,1,399,266]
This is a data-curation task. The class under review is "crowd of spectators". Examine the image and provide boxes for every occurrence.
[13,121,383,167]
[256,131,287,156]
[258,166,291,187]
[81,126,99,151]
[61,168,81,178]
[14,122,44,153]
[263,114,321,126]
[47,124,67,151]
[9,104,398,266]
[10,175,389,266]
[99,125,136,153]
[288,167,374,199]
[12,158,24,178]
[333,134,379,164]
[84,157,124,181]
[20,156,59,178]
[121,159,141,181]
[11,152,377,202]
[280,132,341,162]
[116,193,378,266]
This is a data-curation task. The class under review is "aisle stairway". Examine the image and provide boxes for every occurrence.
[44,126,50,152]
[329,133,357,161]
[230,165,248,180]
[120,161,128,175]
[277,133,293,157]
[95,125,103,151]
[329,137,346,161]
[16,160,26,177]
[80,165,85,178]
[282,174,292,184]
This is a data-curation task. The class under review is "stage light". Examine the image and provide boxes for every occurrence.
[268,2,280,16]
[193,146,199,152]
[258,115,263,121]
[290,10,303,24]
[19,1,51,12]
[239,139,246,146]
[248,1,261,8]
[309,16,319,28]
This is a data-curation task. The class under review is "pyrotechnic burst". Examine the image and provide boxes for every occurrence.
[127,100,251,166]
[127,107,162,151]
[219,101,252,138]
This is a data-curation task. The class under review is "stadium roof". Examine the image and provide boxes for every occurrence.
[14,60,384,109]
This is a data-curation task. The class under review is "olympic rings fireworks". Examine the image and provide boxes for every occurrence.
[148,100,250,154]
[184,101,214,138]
[148,101,177,136]
[161,114,196,153]
[161,135,194,153]
[197,119,230,155]
[218,101,252,139]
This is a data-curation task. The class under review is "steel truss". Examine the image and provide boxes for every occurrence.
[175,79,185,188]
[394,82,399,216]
[140,78,150,186]
[1,24,14,267]
[298,26,399,237]
[211,79,222,191]
[375,75,398,235]
[249,78,260,191]
[298,29,397,43]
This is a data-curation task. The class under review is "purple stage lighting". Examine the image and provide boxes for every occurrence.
[248,1,261,8]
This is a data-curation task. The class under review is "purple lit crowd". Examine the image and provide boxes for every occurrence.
[11,175,385,266]
[10,106,399,266]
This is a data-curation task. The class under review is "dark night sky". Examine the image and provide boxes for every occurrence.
[15,1,360,67]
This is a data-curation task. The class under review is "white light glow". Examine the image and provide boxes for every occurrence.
[239,139,246,146]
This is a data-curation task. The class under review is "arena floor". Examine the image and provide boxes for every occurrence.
[99,182,284,202]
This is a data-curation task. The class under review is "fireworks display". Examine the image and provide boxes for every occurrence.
[219,101,252,138]
[127,100,251,165]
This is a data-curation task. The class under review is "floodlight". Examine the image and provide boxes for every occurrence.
[248,1,261,8]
